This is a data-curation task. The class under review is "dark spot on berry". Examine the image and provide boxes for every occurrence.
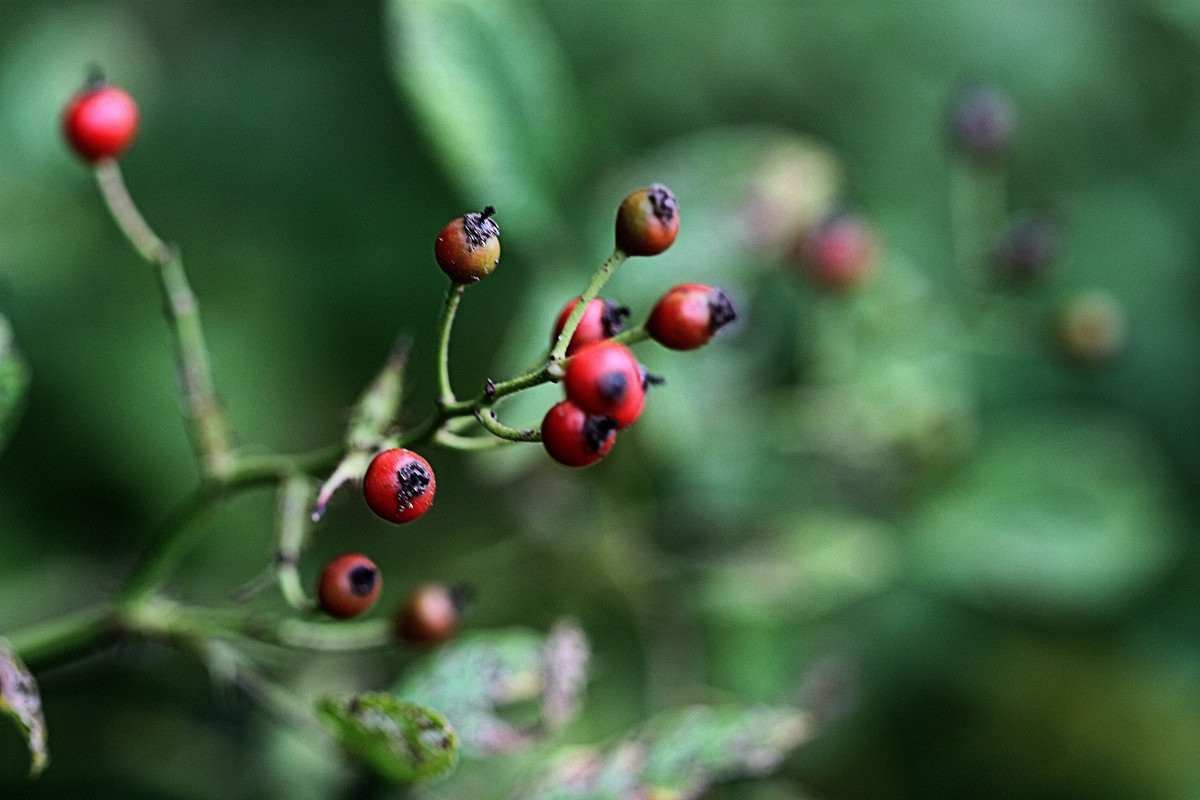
[462,206,500,249]
[597,371,628,402]
[647,184,677,223]
[348,565,378,597]
[600,300,631,337]
[708,289,738,333]
[395,461,432,509]
[581,415,618,453]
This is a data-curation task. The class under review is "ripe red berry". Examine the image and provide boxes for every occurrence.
[646,284,738,350]
[563,341,645,428]
[62,83,139,162]
[615,184,679,256]
[434,206,500,283]
[796,212,877,290]
[318,553,382,620]
[363,448,436,524]
[541,400,617,468]
[552,296,630,355]
[395,583,464,645]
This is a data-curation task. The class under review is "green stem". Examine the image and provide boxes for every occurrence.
[276,475,316,611]
[608,324,649,347]
[246,617,394,652]
[120,486,222,606]
[435,283,466,406]
[549,248,627,361]
[433,428,510,451]
[5,605,117,673]
[95,160,235,481]
[474,409,541,443]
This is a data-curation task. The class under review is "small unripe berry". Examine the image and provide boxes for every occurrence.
[318,554,382,620]
[435,206,500,283]
[949,83,1016,162]
[563,341,645,428]
[363,448,436,524]
[62,82,139,162]
[615,184,679,256]
[542,400,617,468]
[646,283,738,350]
[992,213,1060,285]
[795,212,878,290]
[395,583,464,645]
[552,296,630,355]
[1057,291,1125,365]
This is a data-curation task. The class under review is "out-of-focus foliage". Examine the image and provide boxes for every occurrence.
[0,315,29,454]
[2,0,1200,799]
[315,693,458,783]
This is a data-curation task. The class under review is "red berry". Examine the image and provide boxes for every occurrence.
[395,583,463,645]
[552,296,630,355]
[646,284,738,350]
[796,212,877,290]
[363,448,436,524]
[318,554,382,620]
[615,184,679,256]
[62,83,139,162]
[434,206,500,283]
[541,400,617,468]
[563,341,645,428]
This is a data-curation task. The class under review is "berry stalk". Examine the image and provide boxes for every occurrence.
[435,283,466,406]
[549,248,627,361]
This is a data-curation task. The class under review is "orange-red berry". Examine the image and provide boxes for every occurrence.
[62,83,139,162]
[363,448,436,524]
[615,184,679,256]
[646,284,738,350]
[552,296,630,355]
[434,206,500,283]
[395,583,464,645]
[318,554,382,620]
[541,400,617,468]
[563,341,645,428]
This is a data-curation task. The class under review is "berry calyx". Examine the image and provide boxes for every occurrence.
[363,448,436,524]
[949,83,1016,163]
[552,296,631,355]
[646,283,738,350]
[541,400,617,467]
[615,184,679,256]
[395,583,465,645]
[434,206,500,283]
[318,554,382,620]
[563,341,645,428]
[795,212,877,291]
[62,81,139,162]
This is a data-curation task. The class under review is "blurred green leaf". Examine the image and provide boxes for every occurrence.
[0,314,29,454]
[395,620,589,756]
[0,638,48,777]
[385,0,584,240]
[315,692,457,783]
[521,705,812,800]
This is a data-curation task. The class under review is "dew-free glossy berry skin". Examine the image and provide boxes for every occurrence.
[62,84,139,162]
[797,213,877,290]
[647,284,739,350]
[949,84,1016,162]
[541,400,617,467]
[615,184,679,256]
[552,296,630,355]
[563,341,645,428]
[435,206,500,283]
[395,583,462,645]
[363,448,436,524]
[318,554,382,620]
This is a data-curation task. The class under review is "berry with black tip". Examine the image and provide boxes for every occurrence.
[318,554,382,620]
[62,81,139,162]
[541,400,617,467]
[395,583,465,645]
[552,296,630,355]
[563,341,645,428]
[363,448,436,524]
[435,206,500,283]
[615,184,679,256]
[646,283,738,350]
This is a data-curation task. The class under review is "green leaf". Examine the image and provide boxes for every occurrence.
[0,314,29,453]
[315,693,458,783]
[0,638,48,777]
[396,620,589,755]
[385,0,584,240]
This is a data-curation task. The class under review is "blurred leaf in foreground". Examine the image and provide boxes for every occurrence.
[396,619,589,756]
[0,314,29,454]
[0,638,48,777]
[520,704,813,800]
[315,693,458,783]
